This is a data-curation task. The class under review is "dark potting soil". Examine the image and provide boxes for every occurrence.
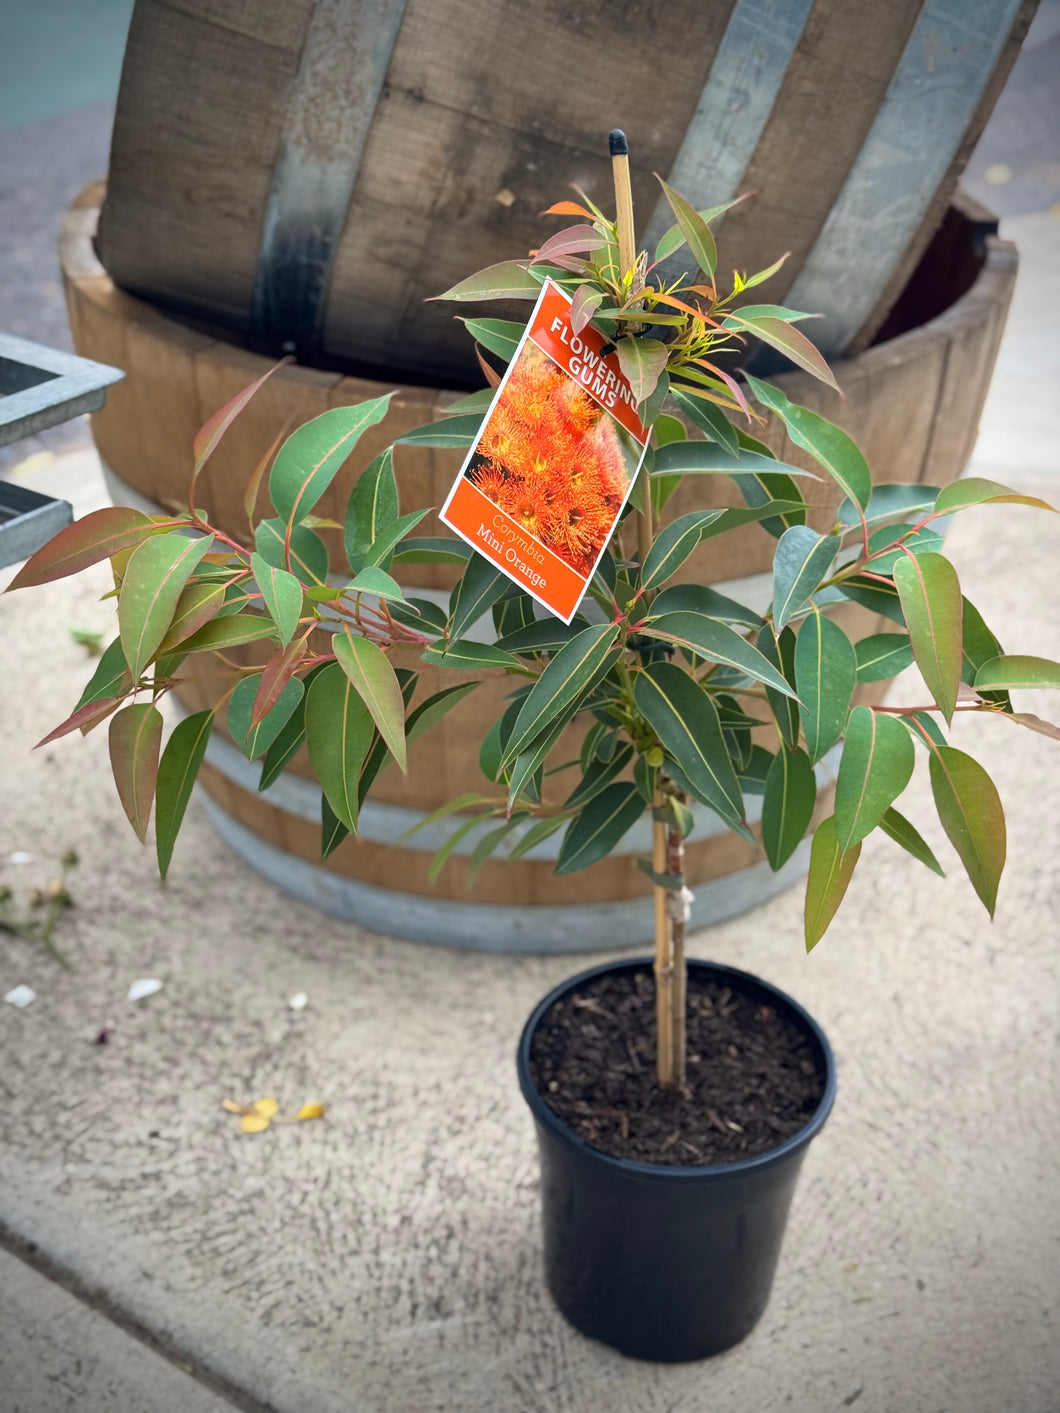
[529,968,826,1167]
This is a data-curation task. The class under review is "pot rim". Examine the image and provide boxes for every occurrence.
[517,955,837,1182]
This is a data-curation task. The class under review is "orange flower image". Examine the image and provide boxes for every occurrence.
[466,343,640,576]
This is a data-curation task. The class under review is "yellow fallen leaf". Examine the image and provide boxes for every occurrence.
[222,1099,246,1114]
[250,1096,279,1119]
[296,1102,327,1121]
[240,1112,271,1133]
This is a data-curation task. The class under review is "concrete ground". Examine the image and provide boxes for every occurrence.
[2,9,1060,1413]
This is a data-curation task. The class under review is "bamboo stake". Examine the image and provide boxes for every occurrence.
[609,128,636,284]
[652,799,674,1088]
[666,806,689,1091]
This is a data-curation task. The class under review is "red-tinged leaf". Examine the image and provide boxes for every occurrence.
[7,507,156,590]
[432,261,541,303]
[36,694,125,747]
[193,362,284,478]
[157,579,228,654]
[973,654,1060,691]
[270,397,392,530]
[244,418,293,526]
[476,346,502,388]
[694,359,752,419]
[251,636,309,728]
[656,177,718,277]
[108,703,163,842]
[934,477,1057,517]
[893,552,963,724]
[118,532,217,679]
[570,284,604,335]
[334,628,407,772]
[615,337,669,407]
[540,200,595,219]
[652,194,748,265]
[929,745,1006,917]
[155,709,214,877]
[1007,712,1060,742]
[804,816,861,951]
[532,225,607,264]
[725,312,839,391]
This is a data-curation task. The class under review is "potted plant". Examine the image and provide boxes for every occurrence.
[8,133,1057,1361]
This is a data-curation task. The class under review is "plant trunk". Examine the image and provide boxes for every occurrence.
[651,804,674,1087]
[666,808,688,1092]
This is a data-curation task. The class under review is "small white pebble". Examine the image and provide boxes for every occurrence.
[4,985,36,1008]
[289,992,308,1011]
[7,851,33,865]
[127,978,163,1002]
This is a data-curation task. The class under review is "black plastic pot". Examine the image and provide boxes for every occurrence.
[516,957,837,1361]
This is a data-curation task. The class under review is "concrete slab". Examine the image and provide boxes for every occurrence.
[0,1246,234,1412]
[0,447,1058,1412]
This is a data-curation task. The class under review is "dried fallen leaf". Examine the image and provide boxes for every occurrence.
[296,1102,327,1121]
[241,1111,271,1134]
[223,1095,322,1133]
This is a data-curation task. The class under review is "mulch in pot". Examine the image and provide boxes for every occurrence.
[529,967,827,1167]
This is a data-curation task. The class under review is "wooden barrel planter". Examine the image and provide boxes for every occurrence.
[97,0,1034,383]
[61,187,1016,950]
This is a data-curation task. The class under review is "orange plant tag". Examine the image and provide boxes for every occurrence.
[440,281,650,623]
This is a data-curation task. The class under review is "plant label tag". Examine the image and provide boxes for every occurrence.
[440,280,650,623]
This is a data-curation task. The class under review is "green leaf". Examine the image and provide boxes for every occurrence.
[929,745,1006,916]
[249,552,303,647]
[855,633,914,683]
[731,475,808,540]
[804,817,861,950]
[179,612,277,654]
[903,710,947,750]
[393,413,486,448]
[459,318,525,363]
[747,375,872,511]
[467,818,527,884]
[497,618,585,655]
[390,536,473,565]
[563,742,634,810]
[427,812,493,882]
[502,623,621,767]
[641,510,725,589]
[154,709,214,877]
[255,518,328,587]
[269,397,392,527]
[321,793,349,859]
[346,566,406,603]
[334,629,407,772]
[508,814,569,861]
[434,260,541,302]
[449,554,510,640]
[834,706,915,850]
[838,483,939,533]
[723,312,838,391]
[638,370,671,428]
[556,783,644,874]
[654,194,741,263]
[772,526,840,631]
[738,744,774,795]
[657,178,717,277]
[357,668,419,805]
[669,386,738,456]
[344,447,397,570]
[405,681,479,746]
[108,703,163,842]
[440,388,495,416]
[633,662,744,826]
[304,662,375,832]
[157,579,228,655]
[227,672,304,761]
[837,575,905,625]
[974,654,1060,691]
[651,438,814,480]
[757,625,800,749]
[650,583,763,629]
[762,746,816,871]
[615,337,669,406]
[893,552,963,724]
[7,506,157,591]
[257,665,326,790]
[878,807,945,877]
[794,612,856,763]
[934,477,1056,517]
[644,612,798,698]
[506,706,585,811]
[75,638,131,712]
[118,532,216,678]
[421,640,522,671]
[862,524,944,575]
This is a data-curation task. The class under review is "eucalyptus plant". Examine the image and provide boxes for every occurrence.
[9,176,1058,1092]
